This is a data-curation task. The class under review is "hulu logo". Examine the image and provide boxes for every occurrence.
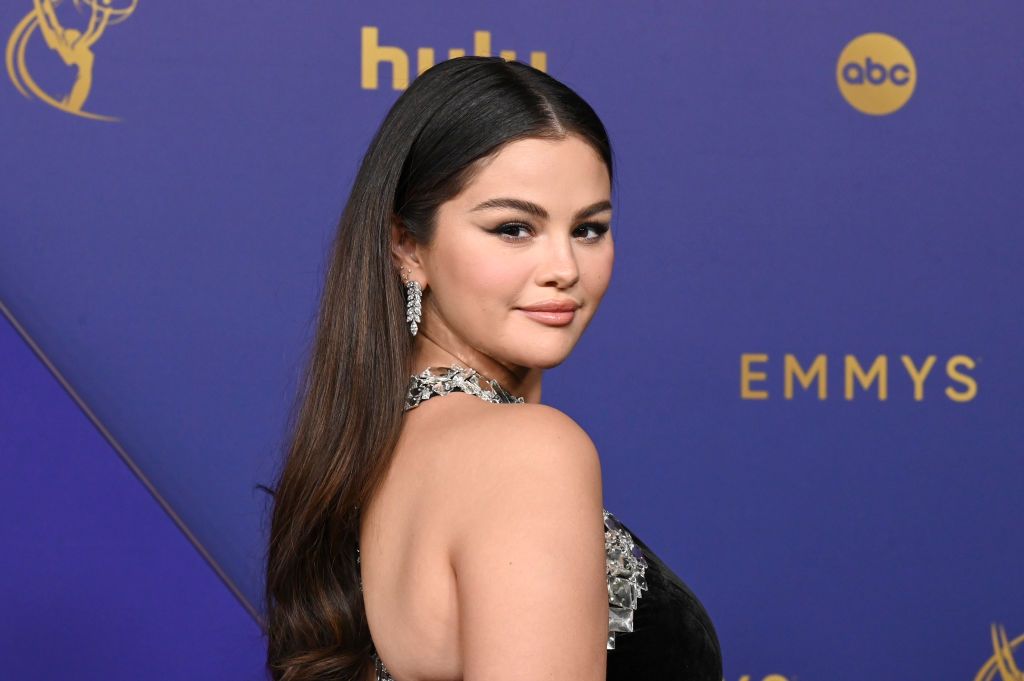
[361,26,548,90]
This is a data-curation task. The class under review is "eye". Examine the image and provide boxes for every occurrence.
[573,221,611,242]
[489,221,611,244]
[491,222,533,242]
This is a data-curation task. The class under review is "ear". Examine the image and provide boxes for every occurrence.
[389,217,427,286]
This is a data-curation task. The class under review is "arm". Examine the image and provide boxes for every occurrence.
[450,405,607,681]
[76,3,110,51]
[33,0,67,53]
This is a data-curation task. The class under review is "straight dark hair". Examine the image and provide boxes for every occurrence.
[262,56,614,680]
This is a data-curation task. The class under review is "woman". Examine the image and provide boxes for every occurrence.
[264,55,723,681]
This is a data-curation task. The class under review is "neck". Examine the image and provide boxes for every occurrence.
[410,329,543,403]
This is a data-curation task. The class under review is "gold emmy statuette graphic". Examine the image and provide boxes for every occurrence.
[6,0,137,121]
[975,623,1024,681]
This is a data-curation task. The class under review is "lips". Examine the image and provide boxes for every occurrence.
[517,300,580,327]
[519,309,575,325]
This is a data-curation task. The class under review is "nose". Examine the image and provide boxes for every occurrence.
[537,233,580,289]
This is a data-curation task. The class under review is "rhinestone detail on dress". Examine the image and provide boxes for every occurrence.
[604,508,649,649]
[404,363,526,410]
[365,365,645,680]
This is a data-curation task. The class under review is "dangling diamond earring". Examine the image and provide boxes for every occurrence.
[400,266,422,336]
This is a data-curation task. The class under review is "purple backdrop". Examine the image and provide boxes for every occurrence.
[1,1,1021,679]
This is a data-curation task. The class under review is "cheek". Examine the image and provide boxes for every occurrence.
[582,248,615,299]
[467,264,524,303]
[437,241,528,311]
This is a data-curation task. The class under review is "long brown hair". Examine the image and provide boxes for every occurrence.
[262,55,614,680]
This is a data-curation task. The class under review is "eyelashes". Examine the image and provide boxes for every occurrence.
[489,221,611,244]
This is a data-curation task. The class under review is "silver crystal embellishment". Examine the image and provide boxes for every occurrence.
[604,508,648,649]
[404,364,525,411]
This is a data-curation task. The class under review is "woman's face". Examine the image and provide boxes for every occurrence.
[400,133,614,372]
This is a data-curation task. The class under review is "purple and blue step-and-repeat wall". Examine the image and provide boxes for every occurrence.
[1,1,1021,679]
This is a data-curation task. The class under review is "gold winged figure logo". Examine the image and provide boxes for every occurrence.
[975,623,1024,681]
[6,0,138,121]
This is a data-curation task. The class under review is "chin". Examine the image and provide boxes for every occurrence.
[535,356,571,370]
[514,343,577,370]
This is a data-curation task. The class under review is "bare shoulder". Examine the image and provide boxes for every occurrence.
[464,400,599,453]
[405,395,604,540]
[428,400,603,518]
[431,399,607,679]
[400,395,603,507]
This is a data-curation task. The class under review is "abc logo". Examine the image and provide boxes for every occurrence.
[836,33,916,115]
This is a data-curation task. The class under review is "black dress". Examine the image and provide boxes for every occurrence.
[365,365,724,680]
[603,510,723,680]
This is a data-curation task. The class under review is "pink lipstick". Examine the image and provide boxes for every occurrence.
[517,299,580,327]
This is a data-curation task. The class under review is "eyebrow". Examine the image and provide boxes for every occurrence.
[469,197,612,221]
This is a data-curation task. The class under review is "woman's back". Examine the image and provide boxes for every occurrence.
[359,386,607,681]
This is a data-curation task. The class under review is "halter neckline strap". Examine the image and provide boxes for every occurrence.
[404,363,526,411]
